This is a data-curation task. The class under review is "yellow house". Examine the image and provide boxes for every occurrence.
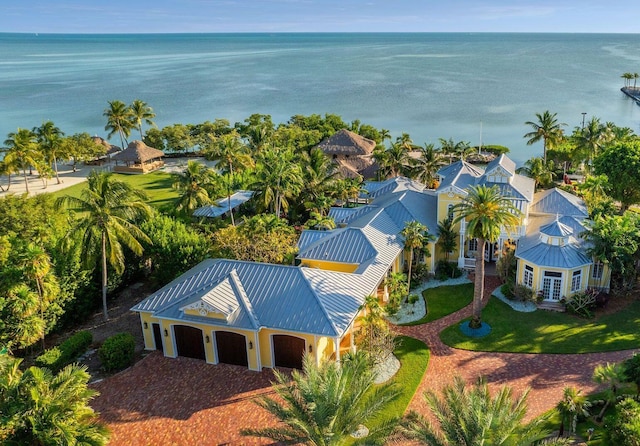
[132,259,372,370]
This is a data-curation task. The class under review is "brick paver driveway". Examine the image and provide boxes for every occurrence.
[91,275,638,444]
[91,355,279,445]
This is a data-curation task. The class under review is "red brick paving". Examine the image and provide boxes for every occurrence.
[91,275,639,445]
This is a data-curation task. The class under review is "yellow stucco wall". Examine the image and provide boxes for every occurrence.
[517,261,592,298]
[299,259,359,273]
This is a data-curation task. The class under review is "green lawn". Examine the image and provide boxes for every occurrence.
[401,283,474,326]
[50,171,179,210]
[440,296,640,354]
[345,336,429,445]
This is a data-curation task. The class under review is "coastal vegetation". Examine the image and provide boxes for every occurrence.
[2,100,640,443]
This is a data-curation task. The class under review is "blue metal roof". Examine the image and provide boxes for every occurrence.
[540,220,573,237]
[298,228,378,264]
[530,188,588,217]
[516,238,592,269]
[193,190,254,218]
[297,230,332,252]
[132,259,368,336]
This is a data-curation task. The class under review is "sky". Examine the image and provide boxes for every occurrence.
[1,0,637,34]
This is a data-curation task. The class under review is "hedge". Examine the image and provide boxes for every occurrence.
[36,330,92,372]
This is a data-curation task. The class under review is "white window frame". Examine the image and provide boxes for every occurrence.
[592,262,604,280]
[523,265,533,288]
[468,238,478,252]
[571,269,582,293]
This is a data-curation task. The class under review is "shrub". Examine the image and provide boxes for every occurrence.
[99,332,136,372]
[410,263,430,287]
[435,260,463,281]
[604,398,640,446]
[408,294,419,305]
[35,330,93,372]
[501,280,515,299]
[566,289,597,319]
[513,284,536,303]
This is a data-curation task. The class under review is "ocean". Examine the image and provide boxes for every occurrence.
[2,32,640,165]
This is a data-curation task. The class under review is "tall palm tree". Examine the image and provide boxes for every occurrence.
[573,116,614,168]
[300,148,337,211]
[103,100,134,150]
[204,131,254,225]
[438,137,457,164]
[241,352,400,445]
[4,128,42,194]
[55,171,152,321]
[452,185,521,328]
[398,376,561,446]
[252,147,303,217]
[172,160,219,214]
[401,221,429,300]
[592,362,626,421]
[516,157,555,190]
[33,121,65,185]
[556,387,590,437]
[0,356,110,445]
[524,111,566,162]
[411,143,443,188]
[129,99,156,139]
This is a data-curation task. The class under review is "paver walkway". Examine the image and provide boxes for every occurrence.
[91,275,638,444]
[395,275,637,419]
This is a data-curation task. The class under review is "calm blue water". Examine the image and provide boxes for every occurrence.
[2,32,640,165]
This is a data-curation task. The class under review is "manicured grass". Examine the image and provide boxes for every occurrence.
[50,171,179,210]
[345,336,429,445]
[440,296,640,354]
[402,283,474,326]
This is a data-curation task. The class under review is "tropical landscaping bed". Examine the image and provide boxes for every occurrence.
[440,292,640,354]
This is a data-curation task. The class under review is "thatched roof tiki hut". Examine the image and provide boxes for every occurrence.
[111,140,165,174]
[316,129,378,179]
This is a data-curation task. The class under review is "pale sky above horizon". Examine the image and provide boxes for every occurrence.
[1,0,637,34]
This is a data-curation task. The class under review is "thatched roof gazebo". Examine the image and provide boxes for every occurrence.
[317,129,376,156]
[316,129,378,179]
[111,140,165,174]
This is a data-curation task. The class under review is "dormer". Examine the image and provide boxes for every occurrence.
[483,154,515,184]
[179,272,246,323]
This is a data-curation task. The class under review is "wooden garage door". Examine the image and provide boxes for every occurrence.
[273,335,305,370]
[215,331,248,367]
[173,325,206,360]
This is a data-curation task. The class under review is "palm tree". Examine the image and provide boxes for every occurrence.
[516,157,555,190]
[241,351,400,445]
[592,362,626,421]
[524,111,566,162]
[0,356,110,445]
[172,160,219,214]
[104,100,134,149]
[204,131,254,225]
[33,121,65,185]
[573,116,614,168]
[16,243,56,349]
[634,72,639,90]
[4,283,44,351]
[55,171,152,321]
[437,218,458,262]
[623,353,640,395]
[375,142,411,178]
[129,99,156,139]
[252,147,303,217]
[398,376,560,446]
[305,211,336,231]
[300,148,337,211]
[411,143,443,188]
[401,221,429,300]
[621,72,634,88]
[452,185,521,328]
[556,387,590,437]
[3,128,42,194]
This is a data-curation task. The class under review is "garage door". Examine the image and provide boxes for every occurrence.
[273,335,305,369]
[215,331,248,367]
[173,325,206,360]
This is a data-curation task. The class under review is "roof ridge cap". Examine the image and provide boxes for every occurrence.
[299,270,339,336]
